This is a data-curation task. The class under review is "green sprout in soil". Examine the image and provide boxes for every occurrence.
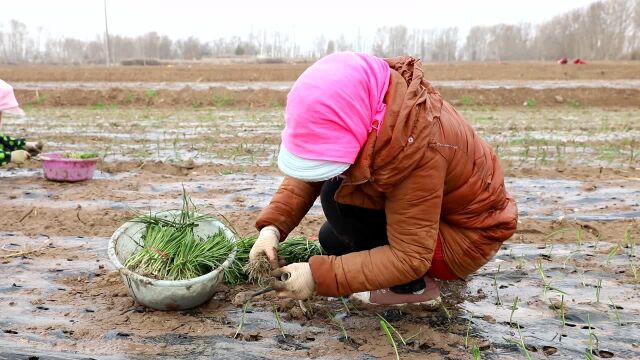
[544,228,571,243]
[376,314,423,349]
[493,264,502,306]
[234,301,251,339]
[624,228,636,258]
[328,312,349,341]
[377,315,406,346]
[340,297,352,316]
[513,323,533,360]
[593,235,601,252]
[272,303,286,340]
[536,259,567,296]
[560,295,566,329]
[608,297,623,326]
[464,317,481,359]
[515,255,526,271]
[471,345,481,360]
[546,243,555,259]
[124,190,234,280]
[606,245,619,266]
[577,227,583,247]
[441,300,452,322]
[379,319,400,360]
[595,279,602,303]
[144,89,158,99]
[464,318,472,348]
[510,296,519,325]
[404,329,423,344]
[630,262,638,282]
[586,314,599,355]
[563,253,574,269]
[571,269,585,287]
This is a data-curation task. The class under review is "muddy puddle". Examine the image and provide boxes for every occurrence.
[12,79,640,91]
[463,241,640,359]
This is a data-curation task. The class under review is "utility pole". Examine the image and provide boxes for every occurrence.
[104,0,111,65]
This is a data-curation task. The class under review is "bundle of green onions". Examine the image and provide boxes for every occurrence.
[223,236,257,285]
[223,236,324,285]
[279,236,325,264]
[65,151,100,159]
[124,191,234,281]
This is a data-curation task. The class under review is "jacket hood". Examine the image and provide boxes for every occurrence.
[343,56,444,193]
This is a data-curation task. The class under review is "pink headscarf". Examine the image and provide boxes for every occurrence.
[0,79,25,116]
[282,52,390,164]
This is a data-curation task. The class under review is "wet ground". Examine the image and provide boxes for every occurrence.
[2,169,640,222]
[1,233,637,359]
[465,241,640,359]
[6,107,640,168]
[1,105,639,359]
[0,232,471,359]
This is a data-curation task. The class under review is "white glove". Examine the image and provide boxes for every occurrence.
[249,225,280,264]
[271,263,316,300]
[10,150,30,164]
[25,141,44,156]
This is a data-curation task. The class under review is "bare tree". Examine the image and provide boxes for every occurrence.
[372,26,408,57]
[1,0,639,64]
[325,40,335,55]
[335,36,352,51]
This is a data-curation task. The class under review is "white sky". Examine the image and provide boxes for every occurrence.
[1,0,599,48]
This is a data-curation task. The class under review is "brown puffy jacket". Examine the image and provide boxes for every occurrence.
[256,56,518,297]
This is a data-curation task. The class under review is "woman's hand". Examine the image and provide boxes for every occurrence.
[10,150,30,164]
[271,263,316,300]
[249,225,280,266]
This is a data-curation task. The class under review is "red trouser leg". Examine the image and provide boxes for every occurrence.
[427,234,459,281]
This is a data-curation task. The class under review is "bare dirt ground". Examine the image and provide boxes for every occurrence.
[11,86,640,108]
[1,65,640,359]
[7,62,639,109]
[2,62,640,82]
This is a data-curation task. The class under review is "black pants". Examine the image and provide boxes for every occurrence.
[318,178,425,293]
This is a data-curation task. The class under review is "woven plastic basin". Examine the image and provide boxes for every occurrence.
[108,211,237,311]
[40,152,98,182]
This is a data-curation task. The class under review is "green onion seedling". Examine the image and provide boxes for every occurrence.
[510,296,519,325]
[272,303,286,340]
[379,319,400,360]
[234,301,251,339]
[608,297,622,326]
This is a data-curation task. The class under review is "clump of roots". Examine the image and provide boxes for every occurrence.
[245,255,272,286]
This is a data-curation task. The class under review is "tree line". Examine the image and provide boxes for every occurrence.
[0,0,638,64]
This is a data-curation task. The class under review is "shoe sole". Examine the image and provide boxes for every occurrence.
[349,294,442,309]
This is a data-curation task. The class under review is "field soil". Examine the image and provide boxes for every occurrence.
[2,62,640,82]
[1,63,639,359]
